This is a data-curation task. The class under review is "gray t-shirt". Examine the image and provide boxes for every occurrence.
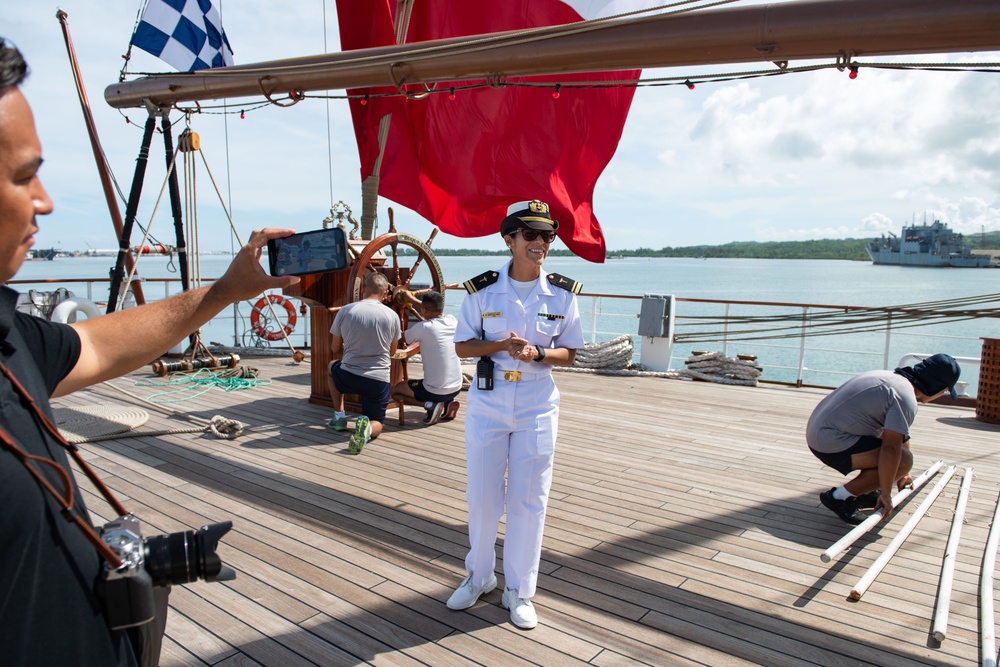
[330,299,401,382]
[806,370,917,454]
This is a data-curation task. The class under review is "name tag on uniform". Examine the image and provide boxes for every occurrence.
[538,312,565,321]
[483,311,503,318]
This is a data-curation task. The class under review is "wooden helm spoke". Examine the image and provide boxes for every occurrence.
[389,240,401,287]
[345,232,445,310]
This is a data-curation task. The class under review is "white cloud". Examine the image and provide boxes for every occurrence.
[6,0,1000,256]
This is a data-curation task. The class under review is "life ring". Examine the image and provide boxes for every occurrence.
[51,297,102,324]
[250,295,297,341]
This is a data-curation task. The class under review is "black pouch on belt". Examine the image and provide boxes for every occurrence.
[476,356,494,391]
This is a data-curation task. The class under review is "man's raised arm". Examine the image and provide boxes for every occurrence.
[55,228,300,397]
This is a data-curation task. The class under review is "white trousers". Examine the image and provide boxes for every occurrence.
[463,375,559,599]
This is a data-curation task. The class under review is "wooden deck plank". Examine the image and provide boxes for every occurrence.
[54,356,1000,666]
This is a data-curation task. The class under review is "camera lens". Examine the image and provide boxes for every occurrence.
[143,521,236,587]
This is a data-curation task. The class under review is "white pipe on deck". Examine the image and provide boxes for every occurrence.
[821,460,944,563]
[850,466,956,600]
[980,488,1000,667]
[933,468,973,643]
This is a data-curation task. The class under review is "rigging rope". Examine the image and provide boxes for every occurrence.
[68,414,244,442]
[674,293,1000,344]
[183,122,202,288]
[134,367,269,404]
[118,134,182,311]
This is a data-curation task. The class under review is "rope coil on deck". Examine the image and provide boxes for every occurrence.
[208,415,244,439]
[553,336,762,386]
[680,351,762,384]
[457,336,762,386]
[571,335,635,369]
[135,367,269,403]
[54,407,244,443]
[51,367,269,443]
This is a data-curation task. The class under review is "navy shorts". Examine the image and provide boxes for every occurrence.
[406,379,460,405]
[330,362,390,423]
[810,435,884,475]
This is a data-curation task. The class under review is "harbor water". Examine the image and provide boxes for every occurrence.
[11,253,998,391]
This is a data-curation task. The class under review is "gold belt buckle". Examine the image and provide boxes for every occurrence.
[503,371,521,382]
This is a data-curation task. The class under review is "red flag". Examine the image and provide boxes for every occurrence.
[336,0,639,263]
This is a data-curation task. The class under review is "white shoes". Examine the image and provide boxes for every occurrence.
[446,573,497,610]
[501,587,538,629]
[447,576,538,629]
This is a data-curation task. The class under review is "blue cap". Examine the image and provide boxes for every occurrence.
[895,353,961,399]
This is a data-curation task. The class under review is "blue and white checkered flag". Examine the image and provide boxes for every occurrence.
[131,0,234,71]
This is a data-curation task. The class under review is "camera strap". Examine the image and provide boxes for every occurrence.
[0,360,125,567]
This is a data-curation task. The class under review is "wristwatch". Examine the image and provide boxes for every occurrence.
[533,345,546,363]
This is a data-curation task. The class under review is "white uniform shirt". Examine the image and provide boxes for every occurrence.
[405,314,463,394]
[454,260,585,368]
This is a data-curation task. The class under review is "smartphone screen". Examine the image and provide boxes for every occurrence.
[267,227,348,277]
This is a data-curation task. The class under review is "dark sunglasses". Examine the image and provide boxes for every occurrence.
[516,229,557,243]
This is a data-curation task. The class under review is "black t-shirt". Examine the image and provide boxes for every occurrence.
[0,287,136,666]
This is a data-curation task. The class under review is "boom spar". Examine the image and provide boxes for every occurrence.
[105,0,1000,109]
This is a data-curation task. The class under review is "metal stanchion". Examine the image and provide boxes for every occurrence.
[980,488,1000,667]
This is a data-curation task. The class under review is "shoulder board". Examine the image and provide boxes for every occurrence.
[464,270,500,294]
[547,273,582,294]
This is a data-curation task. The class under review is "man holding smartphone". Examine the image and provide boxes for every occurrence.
[0,37,300,667]
[326,272,401,453]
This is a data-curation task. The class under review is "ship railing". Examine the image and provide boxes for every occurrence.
[561,292,990,395]
[8,278,992,394]
[7,277,313,351]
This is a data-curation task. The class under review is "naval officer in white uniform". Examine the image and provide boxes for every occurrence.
[447,200,585,629]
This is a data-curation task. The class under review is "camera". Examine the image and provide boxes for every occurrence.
[100,514,236,629]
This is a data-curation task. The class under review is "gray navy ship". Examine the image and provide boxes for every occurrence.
[866,220,992,267]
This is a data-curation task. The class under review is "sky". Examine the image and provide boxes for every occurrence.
[6,1,1000,257]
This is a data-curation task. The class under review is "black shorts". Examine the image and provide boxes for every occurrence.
[330,362,390,423]
[406,379,460,405]
[810,435,883,475]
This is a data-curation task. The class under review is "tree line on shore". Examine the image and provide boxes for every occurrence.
[46,231,1000,260]
[431,231,1000,260]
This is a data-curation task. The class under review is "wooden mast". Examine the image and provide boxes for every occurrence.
[105,0,1000,109]
[358,0,418,241]
[57,10,146,305]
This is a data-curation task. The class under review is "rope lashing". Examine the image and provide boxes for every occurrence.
[208,415,244,439]
[572,335,635,369]
[460,335,764,385]
[554,336,762,386]
[135,367,269,403]
[61,412,244,443]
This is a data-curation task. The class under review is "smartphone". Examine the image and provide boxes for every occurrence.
[267,227,348,277]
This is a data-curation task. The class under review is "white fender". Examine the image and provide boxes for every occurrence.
[51,297,102,324]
